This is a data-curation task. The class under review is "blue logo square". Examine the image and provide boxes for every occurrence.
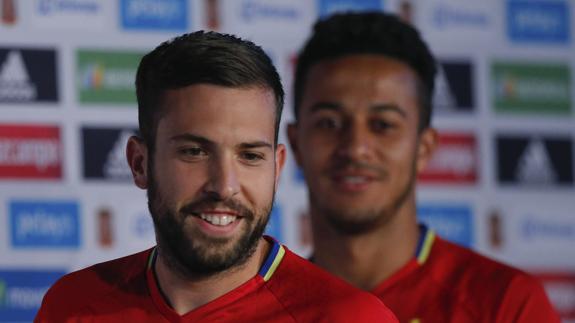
[265,205,283,241]
[418,205,474,247]
[0,269,66,321]
[317,0,383,18]
[507,1,570,44]
[121,0,188,31]
[10,200,81,249]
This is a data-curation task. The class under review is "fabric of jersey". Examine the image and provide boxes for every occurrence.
[373,226,560,323]
[35,237,398,323]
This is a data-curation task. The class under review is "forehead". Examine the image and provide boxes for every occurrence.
[300,54,420,115]
[157,84,276,142]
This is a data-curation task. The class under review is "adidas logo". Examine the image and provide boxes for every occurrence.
[516,138,557,185]
[433,65,457,111]
[0,51,37,101]
[103,130,134,179]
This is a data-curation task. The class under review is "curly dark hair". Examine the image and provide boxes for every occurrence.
[136,31,284,151]
[294,12,436,131]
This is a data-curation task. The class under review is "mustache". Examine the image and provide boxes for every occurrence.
[329,160,387,177]
[179,197,253,218]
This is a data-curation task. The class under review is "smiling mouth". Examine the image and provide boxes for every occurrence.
[198,213,238,226]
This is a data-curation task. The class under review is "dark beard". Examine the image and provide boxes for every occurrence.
[146,159,272,278]
[318,159,417,236]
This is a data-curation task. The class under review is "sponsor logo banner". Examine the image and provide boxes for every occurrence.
[0,269,66,321]
[10,200,81,248]
[0,48,58,103]
[240,0,303,23]
[430,2,491,31]
[120,0,188,31]
[418,204,473,247]
[507,1,570,44]
[33,0,107,31]
[535,273,575,320]
[81,126,136,181]
[77,49,143,104]
[496,135,573,187]
[492,62,571,115]
[265,205,283,241]
[0,125,62,179]
[433,60,474,112]
[419,132,477,184]
[317,0,383,18]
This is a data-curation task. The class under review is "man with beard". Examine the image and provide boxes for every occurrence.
[288,12,560,323]
[36,31,397,322]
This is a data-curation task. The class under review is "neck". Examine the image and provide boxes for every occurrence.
[154,238,270,315]
[311,194,420,291]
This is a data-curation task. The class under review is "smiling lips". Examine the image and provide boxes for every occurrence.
[197,210,240,227]
[331,171,380,191]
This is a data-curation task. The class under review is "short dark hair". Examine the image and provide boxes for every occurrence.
[136,31,284,151]
[294,12,436,131]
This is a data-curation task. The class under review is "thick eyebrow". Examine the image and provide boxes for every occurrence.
[371,104,407,119]
[169,133,213,146]
[169,133,272,150]
[309,102,343,114]
[309,102,407,119]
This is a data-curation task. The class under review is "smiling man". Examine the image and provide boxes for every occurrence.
[35,31,397,322]
[288,12,560,322]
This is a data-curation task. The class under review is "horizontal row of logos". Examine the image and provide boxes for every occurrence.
[5,199,282,249]
[0,47,573,115]
[1,0,572,46]
[1,125,573,186]
[6,198,575,252]
[293,131,572,187]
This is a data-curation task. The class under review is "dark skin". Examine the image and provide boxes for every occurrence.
[288,54,437,290]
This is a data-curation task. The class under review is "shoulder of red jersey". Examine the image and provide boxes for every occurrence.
[35,249,152,321]
[265,246,398,322]
[426,236,558,321]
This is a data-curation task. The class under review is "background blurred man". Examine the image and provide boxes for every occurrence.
[288,12,559,323]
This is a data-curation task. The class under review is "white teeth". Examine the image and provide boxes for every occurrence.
[199,214,237,226]
[343,176,367,184]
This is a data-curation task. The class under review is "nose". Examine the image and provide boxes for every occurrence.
[202,154,240,201]
[336,121,372,161]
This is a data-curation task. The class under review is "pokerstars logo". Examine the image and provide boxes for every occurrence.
[0,270,66,321]
[0,125,62,179]
[433,3,489,30]
[418,132,477,184]
[37,0,100,15]
[0,48,58,103]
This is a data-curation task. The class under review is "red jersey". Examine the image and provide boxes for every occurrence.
[373,226,560,323]
[36,237,397,322]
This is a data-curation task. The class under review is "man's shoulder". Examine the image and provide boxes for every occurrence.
[430,237,531,285]
[36,249,152,321]
[267,247,397,322]
[425,237,554,319]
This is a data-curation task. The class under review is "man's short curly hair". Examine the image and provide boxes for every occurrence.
[294,12,436,131]
[136,31,284,151]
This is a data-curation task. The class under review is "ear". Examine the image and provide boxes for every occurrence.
[286,123,302,166]
[126,136,149,189]
[416,127,438,174]
[274,143,287,191]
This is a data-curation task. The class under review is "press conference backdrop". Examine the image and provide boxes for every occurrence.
[0,0,574,321]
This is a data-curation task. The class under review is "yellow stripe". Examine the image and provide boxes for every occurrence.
[417,230,435,265]
[263,246,285,282]
[410,319,421,323]
[147,248,156,270]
